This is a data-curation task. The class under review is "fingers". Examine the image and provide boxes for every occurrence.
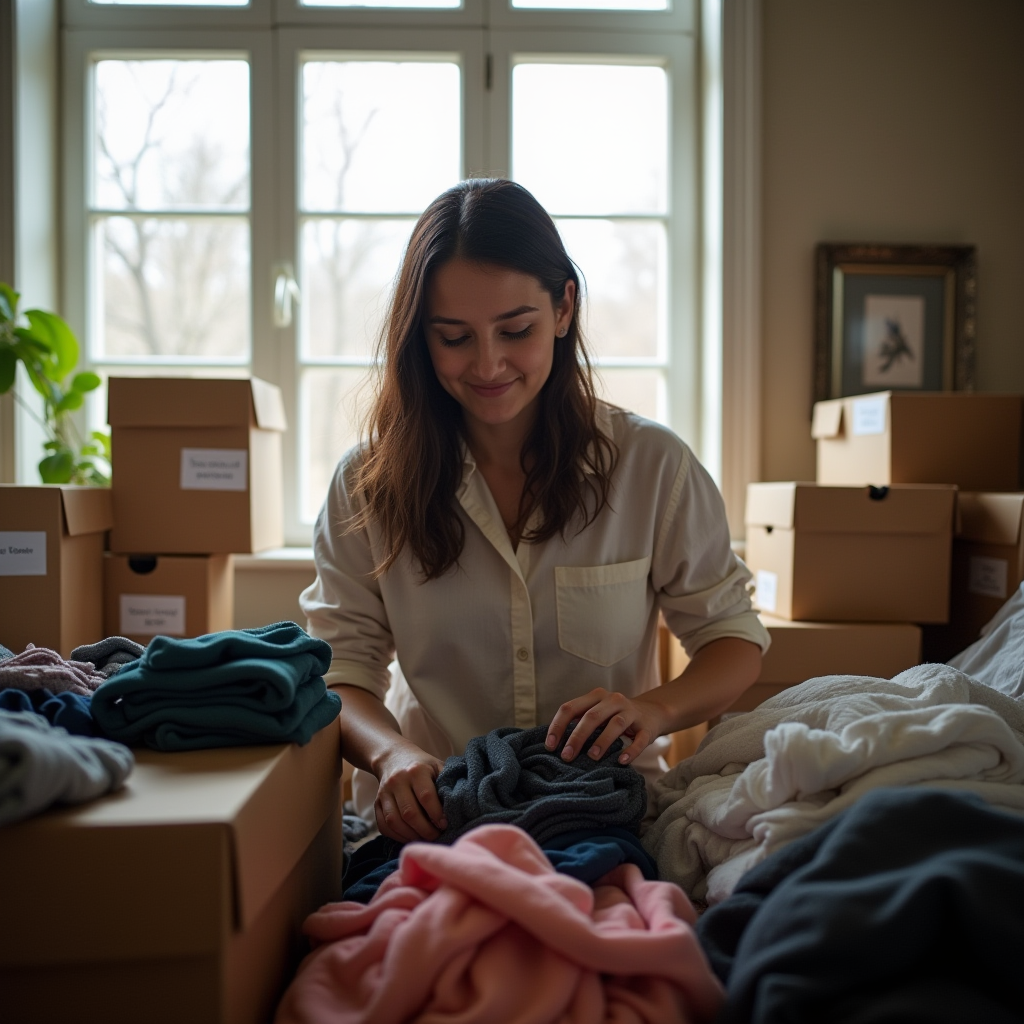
[375,761,447,843]
[547,690,653,766]
[545,689,609,758]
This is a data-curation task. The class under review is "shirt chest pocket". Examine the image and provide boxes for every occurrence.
[554,556,652,667]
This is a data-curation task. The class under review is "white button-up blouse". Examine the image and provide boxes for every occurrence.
[301,403,769,788]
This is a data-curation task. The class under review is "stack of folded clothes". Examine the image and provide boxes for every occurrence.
[91,621,341,751]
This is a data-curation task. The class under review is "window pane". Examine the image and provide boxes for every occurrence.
[95,216,250,360]
[513,0,666,7]
[91,0,247,5]
[302,60,461,214]
[302,368,373,522]
[303,0,459,6]
[558,219,665,359]
[595,368,664,422]
[301,217,413,359]
[513,62,668,215]
[94,60,249,212]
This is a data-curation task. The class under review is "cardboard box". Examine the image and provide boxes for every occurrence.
[745,481,956,622]
[108,377,287,555]
[923,492,1024,662]
[104,553,235,645]
[662,616,922,719]
[0,723,343,1024]
[0,485,113,657]
[812,391,1022,491]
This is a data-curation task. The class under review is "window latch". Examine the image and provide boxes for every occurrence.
[272,263,301,328]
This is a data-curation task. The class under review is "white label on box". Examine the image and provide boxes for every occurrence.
[180,448,248,491]
[0,532,47,576]
[120,594,186,636]
[851,395,888,436]
[755,570,778,613]
[968,556,1009,599]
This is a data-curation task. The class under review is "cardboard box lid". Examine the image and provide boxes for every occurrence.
[746,481,956,534]
[956,492,1024,545]
[0,723,340,967]
[107,377,288,432]
[0,484,113,536]
[810,396,851,440]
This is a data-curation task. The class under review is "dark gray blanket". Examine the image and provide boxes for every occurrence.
[435,724,647,846]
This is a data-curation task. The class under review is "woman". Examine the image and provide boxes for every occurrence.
[301,178,768,844]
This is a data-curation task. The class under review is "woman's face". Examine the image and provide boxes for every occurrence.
[425,259,575,438]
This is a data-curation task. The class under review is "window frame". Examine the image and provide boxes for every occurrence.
[61,0,702,546]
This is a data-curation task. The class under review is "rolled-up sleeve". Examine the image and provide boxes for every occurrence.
[652,445,770,657]
[300,452,394,699]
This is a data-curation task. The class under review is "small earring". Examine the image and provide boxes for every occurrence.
[557,327,567,337]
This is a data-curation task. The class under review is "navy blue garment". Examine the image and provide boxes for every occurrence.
[342,834,403,904]
[0,687,96,736]
[697,787,1024,1024]
[542,826,658,883]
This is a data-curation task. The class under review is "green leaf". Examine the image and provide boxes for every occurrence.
[71,370,101,393]
[79,443,101,456]
[55,390,84,413]
[0,283,18,322]
[23,310,79,381]
[92,430,112,460]
[39,450,74,484]
[0,347,15,393]
[43,440,63,451]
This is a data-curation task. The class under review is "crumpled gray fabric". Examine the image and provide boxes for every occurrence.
[0,711,134,826]
[0,643,14,661]
[0,646,106,696]
[949,580,1024,699]
[435,724,647,846]
[71,636,146,679]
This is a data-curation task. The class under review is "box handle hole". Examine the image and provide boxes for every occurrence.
[128,555,158,575]
[868,485,890,502]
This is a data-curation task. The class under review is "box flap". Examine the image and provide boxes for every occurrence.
[956,492,1024,545]
[250,376,288,431]
[810,399,844,440]
[796,483,956,535]
[108,377,285,431]
[745,482,798,529]
[60,486,114,536]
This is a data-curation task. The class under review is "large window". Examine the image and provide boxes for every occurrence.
[63,0,697,544]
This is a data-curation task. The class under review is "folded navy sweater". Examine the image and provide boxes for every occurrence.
[91,622,340,751]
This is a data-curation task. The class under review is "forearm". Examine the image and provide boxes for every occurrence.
[333,684,415,778]
[635,636,762,735]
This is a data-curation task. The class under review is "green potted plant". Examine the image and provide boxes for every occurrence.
[0,281,110,486]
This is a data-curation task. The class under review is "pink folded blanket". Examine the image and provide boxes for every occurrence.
[0,645,107,697]
[275,823,723,1024]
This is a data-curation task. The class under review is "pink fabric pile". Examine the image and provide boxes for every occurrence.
[275,823,723,1024]
[0,645,107,697]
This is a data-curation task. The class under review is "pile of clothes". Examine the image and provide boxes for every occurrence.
[0,622,341,827]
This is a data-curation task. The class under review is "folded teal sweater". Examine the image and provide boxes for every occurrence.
[91,622,341,751]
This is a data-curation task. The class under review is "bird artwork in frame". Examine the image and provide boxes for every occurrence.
[812,243,976,406]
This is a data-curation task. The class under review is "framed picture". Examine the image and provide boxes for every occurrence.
[813,243,976,404]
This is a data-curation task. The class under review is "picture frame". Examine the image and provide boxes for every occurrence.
[813,243,977,405]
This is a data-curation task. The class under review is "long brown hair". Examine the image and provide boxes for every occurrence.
[352,178,617,580]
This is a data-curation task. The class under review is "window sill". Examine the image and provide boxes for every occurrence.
[234,547,315,571]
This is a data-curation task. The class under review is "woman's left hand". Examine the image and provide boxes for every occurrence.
[544,688,670,766]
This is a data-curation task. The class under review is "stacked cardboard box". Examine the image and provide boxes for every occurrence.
[737,390,1024,712]
[105,377,288,643]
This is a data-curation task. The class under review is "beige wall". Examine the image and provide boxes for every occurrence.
[760,0,1024,481]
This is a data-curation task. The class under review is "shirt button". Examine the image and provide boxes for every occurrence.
[516,647,530,662]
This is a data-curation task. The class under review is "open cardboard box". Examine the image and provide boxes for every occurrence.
[108,377,287,555]
[812,390,1022,491]
[745,481,956,622]
[0,723,343,1024]
[0,485,113,657]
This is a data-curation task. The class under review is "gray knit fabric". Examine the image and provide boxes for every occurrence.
[0,711,134,826]
[435,724,647,846]
[0,643,13,661]
[71,636,146,678]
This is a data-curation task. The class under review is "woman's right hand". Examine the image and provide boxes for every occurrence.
[373,742,448,842]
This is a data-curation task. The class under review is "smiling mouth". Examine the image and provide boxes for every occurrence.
[468,381,516,397]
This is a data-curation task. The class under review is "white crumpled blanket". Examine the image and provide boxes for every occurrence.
[641,663,1024,905]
